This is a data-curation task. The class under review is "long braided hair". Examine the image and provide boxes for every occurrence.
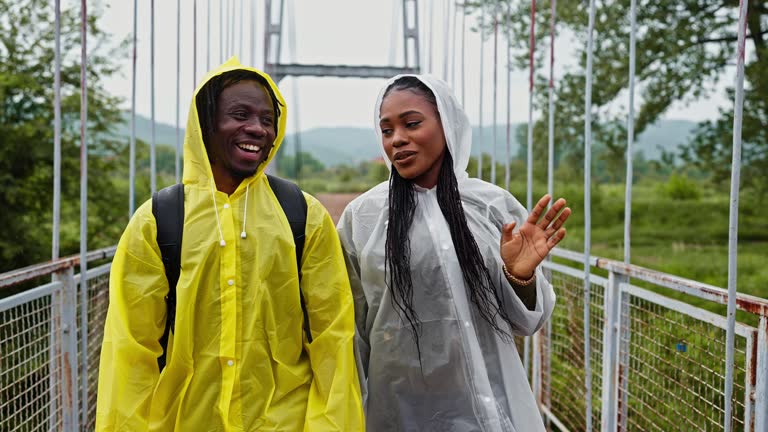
[383,77,516,358]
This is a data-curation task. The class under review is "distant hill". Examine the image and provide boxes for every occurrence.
[635,119,698,160]
[114,112,185,149]
[117,112,698,167]
[275,119,698,166]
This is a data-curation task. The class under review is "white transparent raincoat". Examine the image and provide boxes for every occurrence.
[337,75,555,432]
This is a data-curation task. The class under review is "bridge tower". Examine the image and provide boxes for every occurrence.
[263,0,421,82]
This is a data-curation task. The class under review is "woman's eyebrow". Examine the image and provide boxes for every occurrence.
[398,110,421,118]
[380,109,423,124]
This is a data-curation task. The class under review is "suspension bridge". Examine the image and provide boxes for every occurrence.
[0,1,766,431]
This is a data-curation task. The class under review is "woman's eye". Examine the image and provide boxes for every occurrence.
[406,121,421,128]
[381,128,392,136]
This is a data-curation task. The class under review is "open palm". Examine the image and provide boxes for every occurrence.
[500,195,571,280]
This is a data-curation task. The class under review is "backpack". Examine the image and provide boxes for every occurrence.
[152,175,310,371]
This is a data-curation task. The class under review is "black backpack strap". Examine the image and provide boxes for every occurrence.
[152,183,184,371]
[266,175,311,343]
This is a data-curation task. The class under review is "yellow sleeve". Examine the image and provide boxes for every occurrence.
[95,200,168,431]
[300,195,365,431]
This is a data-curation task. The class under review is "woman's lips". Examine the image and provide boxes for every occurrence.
[394,151,417,163]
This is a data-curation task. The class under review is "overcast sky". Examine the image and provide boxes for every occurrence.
[96,0,733,135]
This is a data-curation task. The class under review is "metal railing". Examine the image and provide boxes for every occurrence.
[1,246,766,431]
[537,249,768,432]
[0,247,114,432]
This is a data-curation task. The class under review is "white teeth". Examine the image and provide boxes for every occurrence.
[238,143,261,152]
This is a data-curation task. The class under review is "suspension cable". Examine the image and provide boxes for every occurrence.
[723,1,749,430]
[220,0,224,62]
[193,0,197,85]
[505,1,512,192]
[251,0,257,66]
[544,0,557,278]
[175,0,181,183]
[231,0,236,57]
[583,0,597,429]
[151,0,157,193]
[523,0,536,377]
[207,0,211,71]
[451,0,458,88]
[460,1,466,105]
[78,1,89,427]
[443,0,451,79]
[427,0,434,73]
[53,0,62,260]
[477,6,485,179]
[130,0,138,214]
[491,10,498,185]
[287,0,302,183]
[526,0,535,212]
[239,0,244,59]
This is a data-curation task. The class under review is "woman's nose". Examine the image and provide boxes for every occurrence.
[391,129,407,147]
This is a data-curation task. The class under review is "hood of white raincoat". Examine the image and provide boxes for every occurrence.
[373,74,471,182]
[182,56,287,190]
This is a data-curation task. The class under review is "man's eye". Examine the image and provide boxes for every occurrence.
[262,117,274,126]
[231,112,247,120]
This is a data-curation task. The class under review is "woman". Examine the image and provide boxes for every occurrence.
[337,74,570,431]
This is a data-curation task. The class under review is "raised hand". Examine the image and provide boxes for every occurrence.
[500,195,571,280]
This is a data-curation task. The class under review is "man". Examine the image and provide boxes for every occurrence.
[96,58,364,431]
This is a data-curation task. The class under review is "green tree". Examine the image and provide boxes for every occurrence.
[277,151,326,179]
[470,0,766,189]
[0,0,128,272]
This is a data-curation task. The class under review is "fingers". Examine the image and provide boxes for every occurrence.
[526,195,552,225]
[528,194,569,231]
[501,221,517,246]
[537,197,567,229]
[546,228,567,249]
[544,207,571,238]
[547,206,571,233]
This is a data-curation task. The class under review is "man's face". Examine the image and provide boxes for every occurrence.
[207,80,276,184]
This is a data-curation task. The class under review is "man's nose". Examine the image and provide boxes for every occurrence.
[244,119,267,137]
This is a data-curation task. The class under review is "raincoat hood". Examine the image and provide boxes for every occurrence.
[373,74,471,182]
[182,57,287,191]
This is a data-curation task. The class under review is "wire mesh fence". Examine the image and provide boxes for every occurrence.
[0,284,61,432]
[76,268,110,431]
[617,286,749,432]
[540,250,765,432]
[542,268,605,431]
[0,264,110,432]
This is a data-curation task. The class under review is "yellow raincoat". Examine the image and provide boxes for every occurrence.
[96,58,364,431]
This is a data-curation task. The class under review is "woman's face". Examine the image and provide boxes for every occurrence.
[379,88,447,189]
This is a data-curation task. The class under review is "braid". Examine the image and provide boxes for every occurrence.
[385,169,421,357]
[436,152,514,339]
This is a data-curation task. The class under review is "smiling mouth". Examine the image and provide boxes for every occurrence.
[237,143,262,153]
